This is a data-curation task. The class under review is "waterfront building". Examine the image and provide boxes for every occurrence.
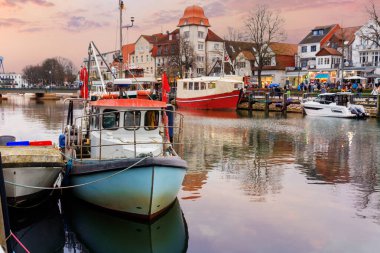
[83,50,119,81]
[0,73,26,87]
[224,41,297,87]
[351,19,380,82]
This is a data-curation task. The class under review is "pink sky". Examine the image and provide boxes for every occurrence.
[0,0,372,73]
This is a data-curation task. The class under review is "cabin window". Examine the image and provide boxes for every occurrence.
[102,109,119,130]
[183,82,188,90]
[189,82,194,90]
[194,82,200,90]
[124,111,141,130]
[234,83,243,89]
[144,110,159,130]
[91,107,100,130]
[201,82,206,90]
[208,82,216,89]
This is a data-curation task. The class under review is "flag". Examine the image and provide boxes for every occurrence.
[79,66,89,99]
[161,71,170,102]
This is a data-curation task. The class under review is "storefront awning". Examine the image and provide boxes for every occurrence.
[315,73,329,79]
[285,72,308,77]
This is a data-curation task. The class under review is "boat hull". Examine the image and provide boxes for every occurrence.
[69,157,187,219]
[4,166,62,203]
[176,90,241,110]
[302,103,368,118]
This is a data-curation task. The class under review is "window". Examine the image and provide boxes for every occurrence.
[201,82,206,90]
[194,82,199,90]
[198,42,204,51]
[311,45,317,52]
[124,111,141,130]
[312,29,324,36]
[146,55,149,62]
[214,44,219,50]
[301,46,307,53]
[144,111,159,130]
[208,82,216,89]
[324,58,329,65]
[102,109,119,130]
[184,31,190,38]
[198,31,204,38]
[183,82,188,90]
[237,62,246,68]
[189,82,193,90]
[197,56,204,62]
[197,68,204,74]
[141,56,143,62]
[372,51,379,66]
[171,45,175,54]
[360,52,369,64]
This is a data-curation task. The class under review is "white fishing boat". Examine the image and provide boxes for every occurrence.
[301,92,368,118]
[176,75,244,110]
[60,97,187,219]
[0,136,64,206]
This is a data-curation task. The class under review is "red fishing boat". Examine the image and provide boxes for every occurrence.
[176,76,244,110]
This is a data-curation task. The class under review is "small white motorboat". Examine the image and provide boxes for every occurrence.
[301,92,369,118]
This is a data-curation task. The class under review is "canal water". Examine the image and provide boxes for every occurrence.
[1,95,380,253]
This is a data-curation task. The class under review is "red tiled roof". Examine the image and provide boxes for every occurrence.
[178,5,210,27]
[269,42,297,56]
[206,29,223,42]
[315,47,342,56]
[122,43,135,63]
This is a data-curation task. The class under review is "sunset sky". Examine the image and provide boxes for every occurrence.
[0,0,373,73]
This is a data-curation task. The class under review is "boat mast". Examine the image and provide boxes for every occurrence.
[119,0,124,79]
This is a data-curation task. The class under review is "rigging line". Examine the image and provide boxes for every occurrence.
[4,155,151,190]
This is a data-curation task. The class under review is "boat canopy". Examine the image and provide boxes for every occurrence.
[90,98,166,108]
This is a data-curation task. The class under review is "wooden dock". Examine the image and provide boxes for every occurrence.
[237,91,380,118]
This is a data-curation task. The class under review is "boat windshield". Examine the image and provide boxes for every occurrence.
[316,94,335,104]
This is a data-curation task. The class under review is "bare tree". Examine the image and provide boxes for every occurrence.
[360,0,380,48]
[179,36,196,78]
[245,5,286,88]
[224,27,244,41]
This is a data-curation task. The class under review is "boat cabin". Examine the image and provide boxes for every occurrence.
[87,99,169,159]
[315,92,354,106]
[176,76,244,98]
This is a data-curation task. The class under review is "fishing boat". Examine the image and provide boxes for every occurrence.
[176,76,245,110]
[301,92,369,118]
[0,136,64,207]
[60,97,187,219]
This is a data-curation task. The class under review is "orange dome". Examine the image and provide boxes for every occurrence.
[177,5,210,27]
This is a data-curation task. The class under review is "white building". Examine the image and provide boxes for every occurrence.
[0,73,26,87]
[352,19,380,76]
[177,5,224,76]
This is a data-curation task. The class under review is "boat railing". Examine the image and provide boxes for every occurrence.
[64,108,184,160]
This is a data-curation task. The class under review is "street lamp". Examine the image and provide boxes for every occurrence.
[49,70,52,87]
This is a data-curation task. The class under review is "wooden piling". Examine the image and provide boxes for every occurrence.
[282,93,288,113]
[0,154,10,252]
[265,93,270,114]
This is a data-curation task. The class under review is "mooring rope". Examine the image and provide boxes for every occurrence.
[4,156,150,190]
[5,231,31,253]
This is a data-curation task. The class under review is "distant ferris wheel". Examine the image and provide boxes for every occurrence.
[0,56,4,73]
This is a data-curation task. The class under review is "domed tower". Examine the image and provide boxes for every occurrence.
[178,5,210,76]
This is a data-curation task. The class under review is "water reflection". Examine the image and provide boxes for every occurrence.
[63,197,188,253]
[180,110,380,223]
[9,199,65,253]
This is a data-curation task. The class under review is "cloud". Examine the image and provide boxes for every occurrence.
[0,18,25,27]
[65,16,108,32]
[1,0,54,7]
[19,27,45,32]
[147,9,182,25]
[203,1,227,18]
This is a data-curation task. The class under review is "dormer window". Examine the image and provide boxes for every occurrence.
[312,29,324,36]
